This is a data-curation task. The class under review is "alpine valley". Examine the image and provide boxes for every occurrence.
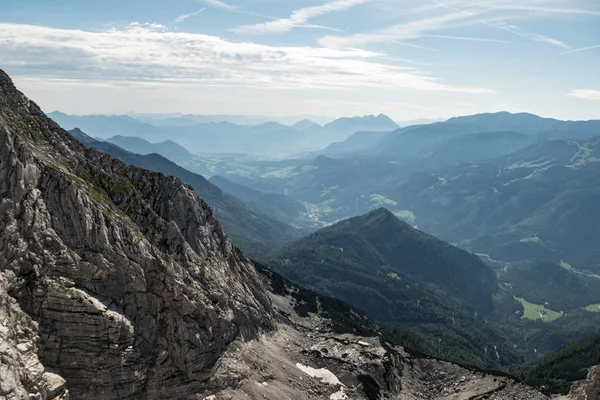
[1,65,600,400]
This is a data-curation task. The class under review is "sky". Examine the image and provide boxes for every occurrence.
[1,0,599,121]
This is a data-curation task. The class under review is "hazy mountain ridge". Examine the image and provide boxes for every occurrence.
[383,137,600,273]
[209,175,310,227]
[107,135,197,163]
[316,112,600,166]
[49,111,400,157]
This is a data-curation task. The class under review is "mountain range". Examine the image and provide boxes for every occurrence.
[1,67,570,400]
[48,111,400,157]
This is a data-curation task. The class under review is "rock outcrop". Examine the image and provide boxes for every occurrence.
[561,366,600,400]
[0,69,272,399]
[204,266,551,400]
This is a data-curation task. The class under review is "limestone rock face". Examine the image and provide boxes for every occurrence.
[564,366,600,400]
[204,268,552,400]
[0,69,273,399]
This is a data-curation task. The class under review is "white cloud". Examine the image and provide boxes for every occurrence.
[321,0,572,50]
[560,44,600,55]
[567,90,600,101]
[175,8,206,23]
[0,23,494,94]
[232,0,371,34]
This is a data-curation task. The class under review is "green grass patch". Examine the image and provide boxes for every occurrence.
[559,261,600,280]
[584,304,600,313]
[515,297,562,322]
[261,167,299,179]
[520,236,542,244]
[560,261,574,271]
[387,272,401,280]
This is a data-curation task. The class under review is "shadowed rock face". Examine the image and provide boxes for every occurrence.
[0,69,273,399]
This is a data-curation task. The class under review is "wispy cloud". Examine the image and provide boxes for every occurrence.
[482,5,600,16]
[0,23,494,94]
[202,0,237,11]
[319,10,474,48]
[232,0,371,34]
[560,44,600,55]
[428,0,572,49]
[201,0,274,19]
[175,8,206,23]
[424,34,510,43]
[529,33,570,49]
[567,90,600,101]
[485,21,570,49]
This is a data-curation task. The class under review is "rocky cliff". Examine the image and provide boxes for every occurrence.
[0,69,272,399]
[0,69,572,400]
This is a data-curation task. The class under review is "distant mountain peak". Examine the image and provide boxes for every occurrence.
[374,113,395,121]
[69,127,86,135]
[338,207,410,232]
[311,154,340,167]
[365,207,396,219]
[325,114,399,131]
[292,119,321,131]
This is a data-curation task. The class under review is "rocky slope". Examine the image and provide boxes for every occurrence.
[0,69,272,399]
[0,68,575,400]
[204,265,551,400]
[69,128,302,258]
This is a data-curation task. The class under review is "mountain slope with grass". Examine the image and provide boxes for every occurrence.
[268,208,498,311]
[263,208,528,369]
[384,138,600,273]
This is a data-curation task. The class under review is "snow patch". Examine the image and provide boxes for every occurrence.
[330,387,348,399]
[296,363,343,386]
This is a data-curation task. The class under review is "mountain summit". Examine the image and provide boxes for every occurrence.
[268,208,498,312]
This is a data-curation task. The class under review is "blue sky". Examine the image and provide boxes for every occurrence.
[1,0,599,121]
